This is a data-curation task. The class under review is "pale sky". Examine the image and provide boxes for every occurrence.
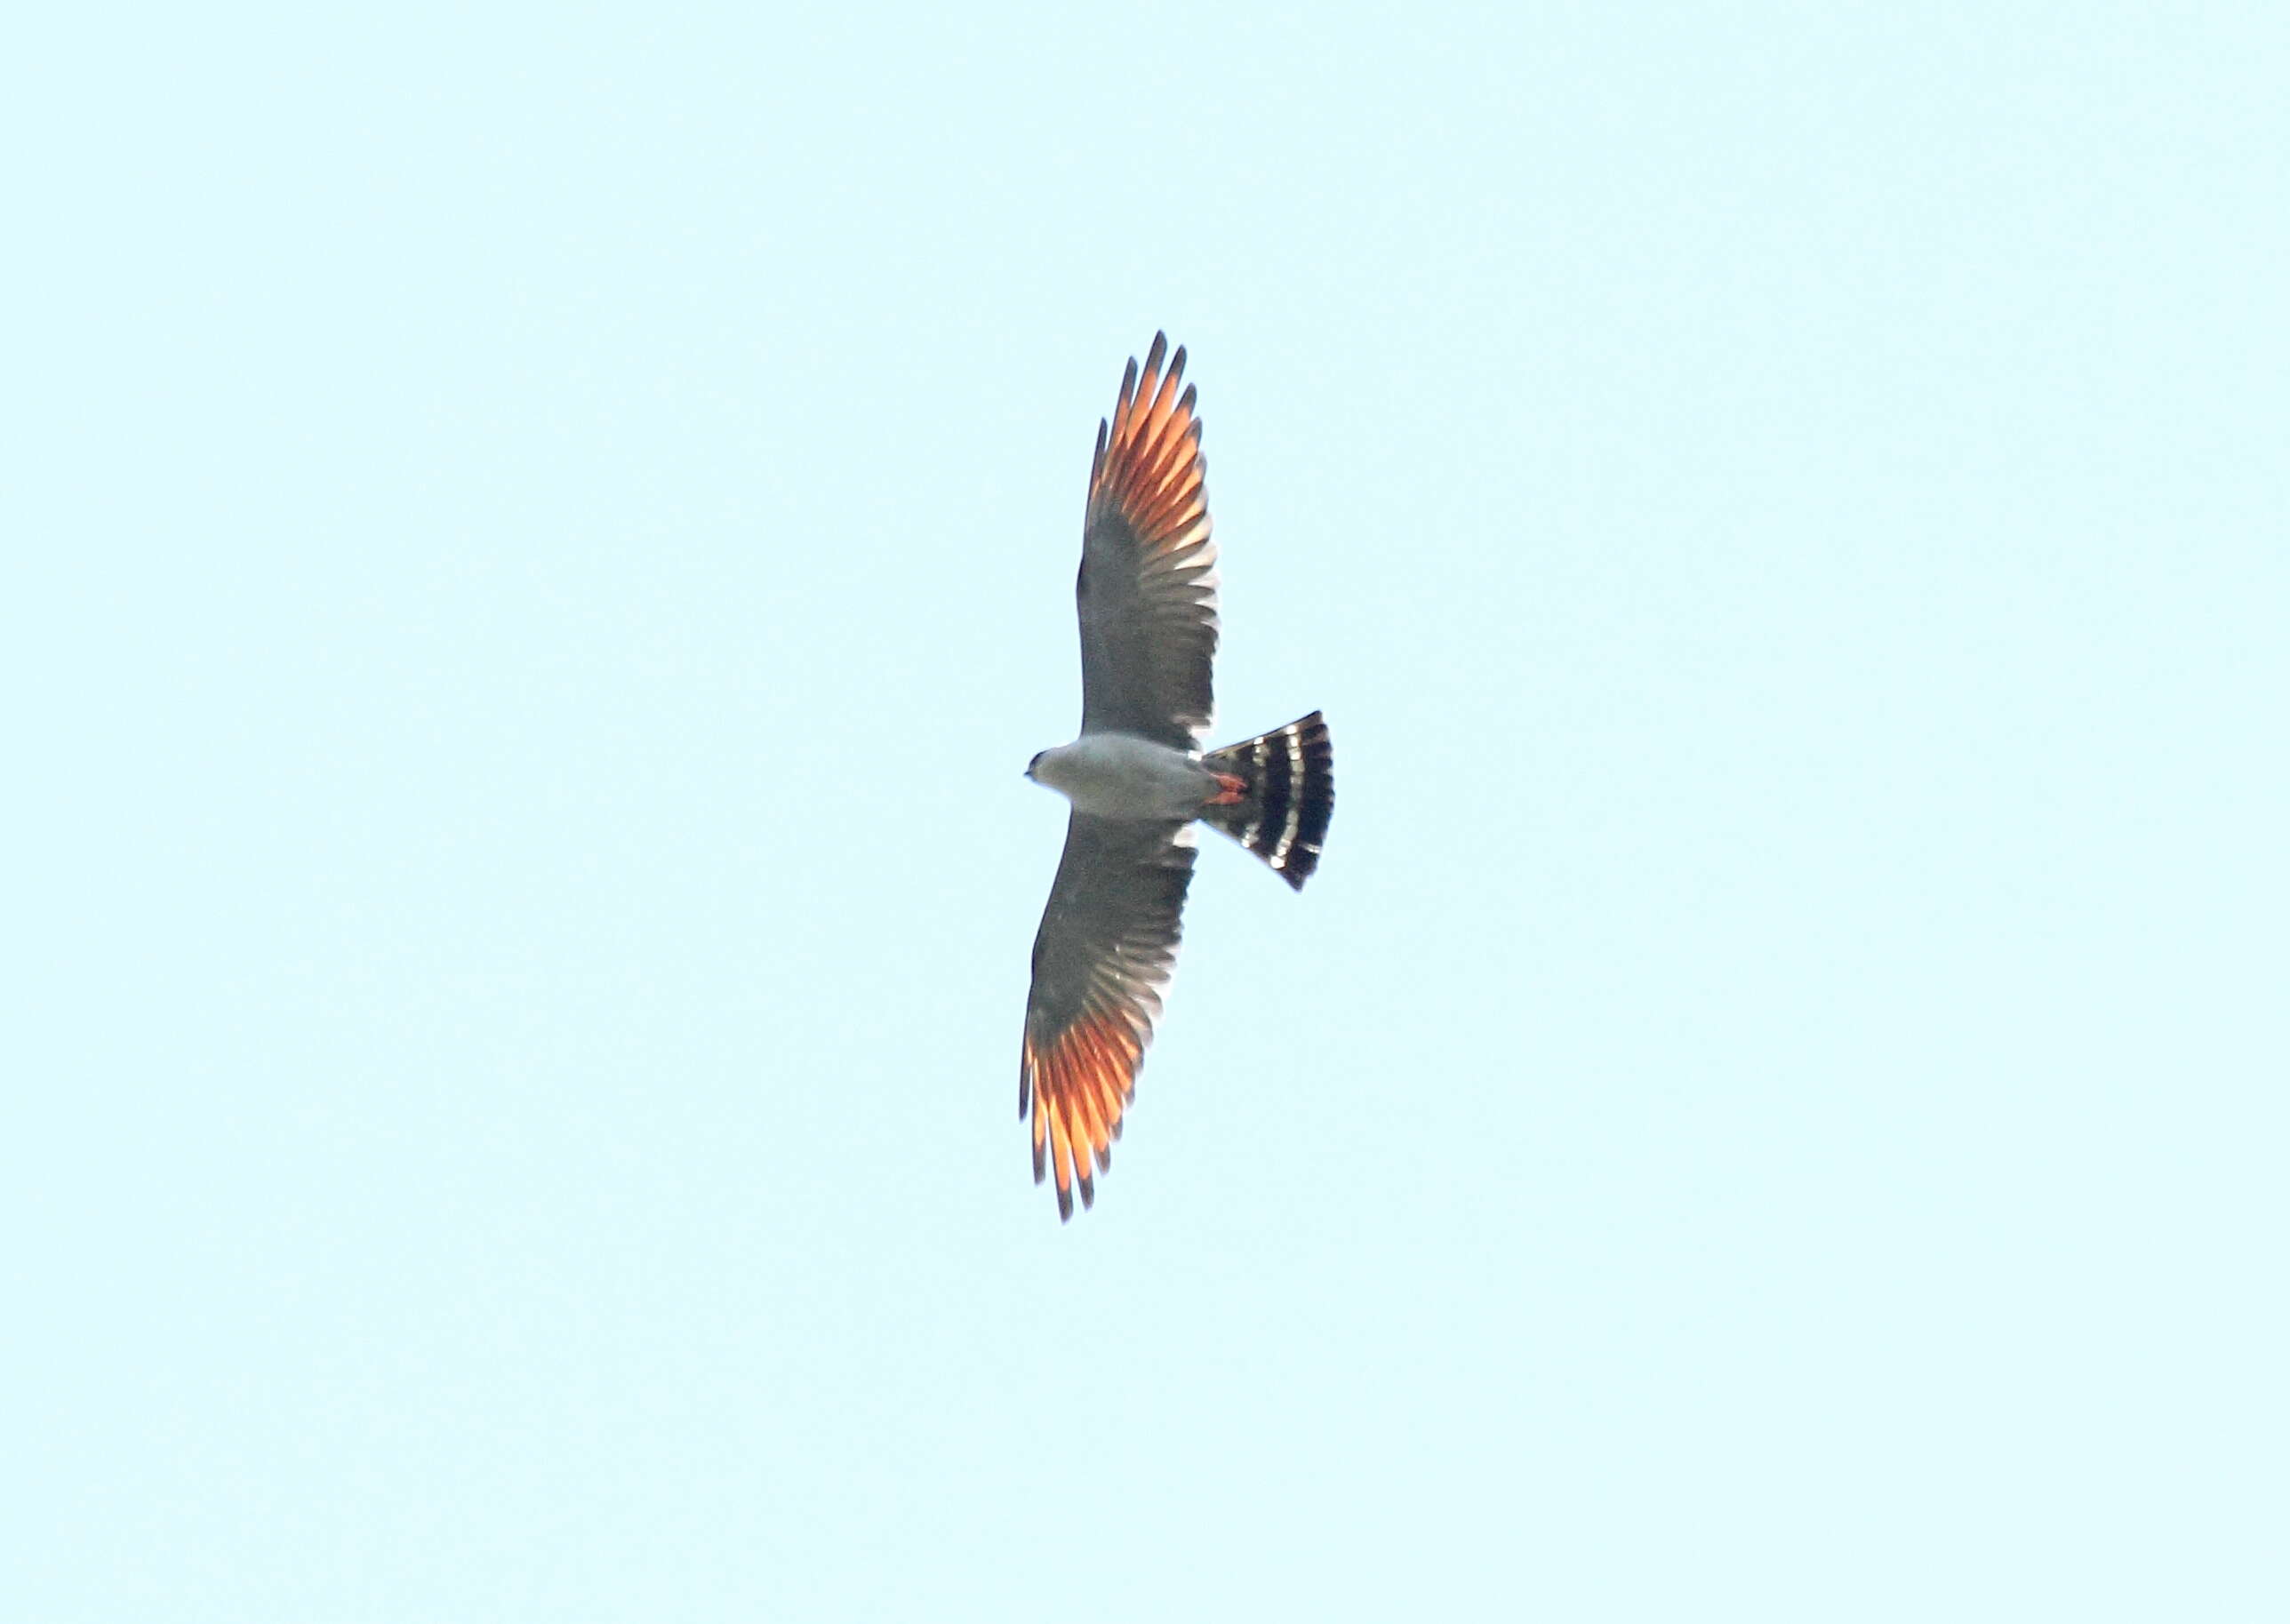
[7,4,2286,1619]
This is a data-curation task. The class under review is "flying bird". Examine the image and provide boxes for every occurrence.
[1020,333,1334,1220]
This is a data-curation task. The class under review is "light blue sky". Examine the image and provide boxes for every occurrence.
[8,4,2285,1619]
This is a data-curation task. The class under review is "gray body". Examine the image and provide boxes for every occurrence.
[1027,732,1217,821]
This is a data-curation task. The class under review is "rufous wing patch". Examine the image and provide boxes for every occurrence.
[1088,333,1209,564]
[1021,1008,1145,1221]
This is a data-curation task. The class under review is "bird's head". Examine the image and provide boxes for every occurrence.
[1024,750,1045,782]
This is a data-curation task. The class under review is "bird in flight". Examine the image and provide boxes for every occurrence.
[1020,333,1334,1220]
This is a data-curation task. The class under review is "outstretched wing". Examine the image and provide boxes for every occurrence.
[1077,332,1220,750]
[1020,812,1197,1220]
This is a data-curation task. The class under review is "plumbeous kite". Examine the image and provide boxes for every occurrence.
[1021,333,1334,1220]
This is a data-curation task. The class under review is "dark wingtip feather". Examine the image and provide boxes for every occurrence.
[1144,332,1168,376]
[1056,1182,1074,1222]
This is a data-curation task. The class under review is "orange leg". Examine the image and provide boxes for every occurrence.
[1206,772,1247,806]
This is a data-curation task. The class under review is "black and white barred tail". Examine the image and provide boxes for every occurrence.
[1201,712,1333,890]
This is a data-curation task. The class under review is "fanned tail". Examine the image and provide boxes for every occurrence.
[1200,712,1333,891]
